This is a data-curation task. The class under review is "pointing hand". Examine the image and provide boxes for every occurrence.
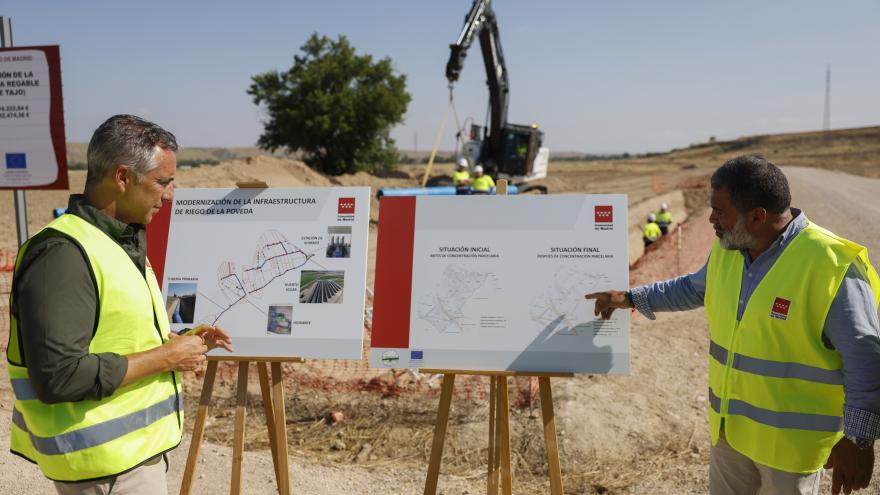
[584,291,632,320]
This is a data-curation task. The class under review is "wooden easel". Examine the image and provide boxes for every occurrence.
[179,356,304,495]
[179,180,304,495]
[422,180,572,494]
[420,370,572,495]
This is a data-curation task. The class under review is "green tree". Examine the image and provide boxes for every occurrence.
[248,33,411,175]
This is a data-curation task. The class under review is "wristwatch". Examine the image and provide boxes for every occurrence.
[845,434,875,450]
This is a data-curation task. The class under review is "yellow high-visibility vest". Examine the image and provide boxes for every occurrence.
[472,174,495,192]
[453,170,470,186]
[643,222,662,241]
[657,211,673,225]
[705,221,880,473]
[7,214,183,481]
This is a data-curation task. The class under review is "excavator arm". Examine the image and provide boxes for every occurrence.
[446,0,509,167]
[445,0,546,182]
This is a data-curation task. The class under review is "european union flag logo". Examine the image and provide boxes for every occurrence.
[6,153,27,169]
[410,350,423,360]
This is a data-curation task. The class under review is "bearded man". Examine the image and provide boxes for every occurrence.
[586,155,880,495]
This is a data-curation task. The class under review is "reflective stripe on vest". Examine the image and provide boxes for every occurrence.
[705,220,880,473]
[708,388,841,433]
[12,393,179,456]
[10,377,38,401]
[6,213,183,481]
[709,341,843,385]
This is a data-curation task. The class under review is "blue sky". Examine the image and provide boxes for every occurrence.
[4,1,878,153]
[166,282,197,298]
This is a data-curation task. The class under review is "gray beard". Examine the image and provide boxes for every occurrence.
[719,216,757,251]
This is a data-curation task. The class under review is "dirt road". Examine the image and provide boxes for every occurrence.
[784,166,880,257]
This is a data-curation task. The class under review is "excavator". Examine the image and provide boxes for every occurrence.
[378,0,549,198]
[446,0,549,193]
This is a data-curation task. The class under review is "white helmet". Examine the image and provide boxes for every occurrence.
[660,202,668,210]
[647,213,657,222]
[473,165,484,174]
[456,156,468,168]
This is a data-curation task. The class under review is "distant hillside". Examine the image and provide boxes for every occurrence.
[393,149,586,162]
[65,143,590,168]
[65,125,880,177]
[657,125,880,178]
[65,144,297,169]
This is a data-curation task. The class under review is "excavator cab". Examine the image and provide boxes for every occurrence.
[466,123,547,182]
[498,124,543,177]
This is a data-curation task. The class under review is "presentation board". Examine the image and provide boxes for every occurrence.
[370,194,630,373]
[0,45,68,189]
[159,187,370,359]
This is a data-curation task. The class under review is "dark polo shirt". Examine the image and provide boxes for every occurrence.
[11,194,148,403]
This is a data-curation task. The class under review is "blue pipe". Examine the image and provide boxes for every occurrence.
[377,184,518,199]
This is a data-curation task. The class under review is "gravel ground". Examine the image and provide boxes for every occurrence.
[0,408,483,495]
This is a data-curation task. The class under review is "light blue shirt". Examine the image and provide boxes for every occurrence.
[631,209,880,440]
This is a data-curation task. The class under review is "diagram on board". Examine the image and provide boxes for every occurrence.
[529,266,612,336]
[200,230,318,325]
[161,186,370,360]
[416,264,500,334]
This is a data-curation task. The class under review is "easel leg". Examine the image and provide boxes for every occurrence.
[487,376,499,494]
[231,362,250,495]
[497,377,512,495]
[180,360,218,495]
[539,377,564,495]
[258,362,281,487]
[271,362,291,495]
[424,373,456,495]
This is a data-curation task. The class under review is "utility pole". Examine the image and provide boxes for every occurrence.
[823,64,831,132]
[0,16,29,246]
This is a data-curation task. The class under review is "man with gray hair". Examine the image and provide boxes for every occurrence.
[587,155,880,495]
[7,114,232,494]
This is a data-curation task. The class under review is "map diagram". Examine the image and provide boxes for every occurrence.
[416,265,500,334]
[529,267,611,337]
[199,230,321,325]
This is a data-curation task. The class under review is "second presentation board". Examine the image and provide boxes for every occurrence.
[370,194,631,374]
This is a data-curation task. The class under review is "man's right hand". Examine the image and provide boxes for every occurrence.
[164,333,208,372]
[584,290,633,320]
[824,437,874,494]
[122,333,209,387]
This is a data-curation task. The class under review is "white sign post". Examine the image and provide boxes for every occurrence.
[0,18,69,245]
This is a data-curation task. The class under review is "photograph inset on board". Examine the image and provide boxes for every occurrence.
[166,282,198,324]
[299,270,345,303]
[325,226,352,258]
[267,305,293,335]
